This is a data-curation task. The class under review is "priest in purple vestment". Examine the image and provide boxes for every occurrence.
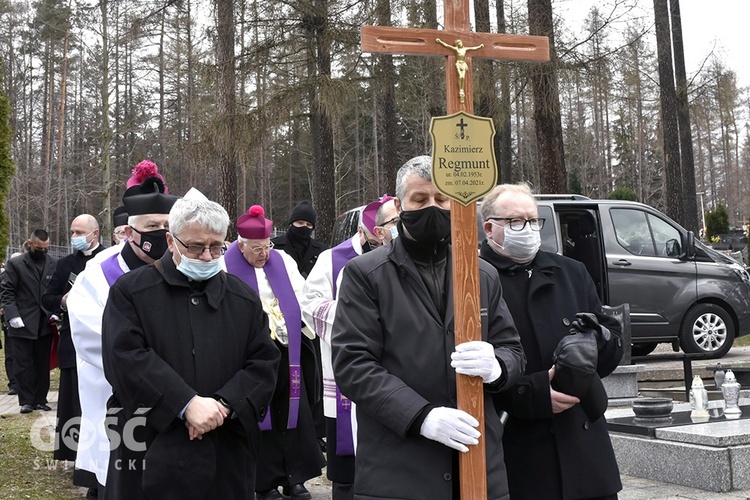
[222,205,325,500]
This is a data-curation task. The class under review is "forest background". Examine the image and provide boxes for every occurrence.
[0,0,747,251]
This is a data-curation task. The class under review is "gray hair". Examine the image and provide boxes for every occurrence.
[168,198,230,238]
[395,156,432,200]
[480,183,537,221]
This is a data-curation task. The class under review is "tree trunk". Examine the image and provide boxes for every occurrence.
[473,0,500,184]
[653,0,683,223]
[55,16,70,245]
[307,0,335,244]
[527,0,567,193]
[100,0,112,240]
[496,0,513,183]
[670,0,698,232]
[376,0,398,197]
[216,0,238,233]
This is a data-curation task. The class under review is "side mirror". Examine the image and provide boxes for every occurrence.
[665,239,681,257]
[685,231,696,258]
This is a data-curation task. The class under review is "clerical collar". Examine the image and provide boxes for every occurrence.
[83,243,100,256]
[121,241,151,270]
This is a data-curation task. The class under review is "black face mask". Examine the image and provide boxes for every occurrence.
[399,206,451,245]
[130,228,169,260]
[29,248,47,261]
[287,225,313,242]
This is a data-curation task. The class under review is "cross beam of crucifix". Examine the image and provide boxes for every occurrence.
[361,6,549,500]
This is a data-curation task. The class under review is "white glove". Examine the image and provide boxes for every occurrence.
[451,340,503,383]
[9,317,24,329]
[419,407,480,453]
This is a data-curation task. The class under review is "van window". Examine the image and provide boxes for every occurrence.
[611,208,681,257]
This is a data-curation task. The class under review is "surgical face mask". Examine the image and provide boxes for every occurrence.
[71,231,93,251]
[130,227,169,260]
[175,246,222,281]
[389,226,399,240]
[490,224,541,262]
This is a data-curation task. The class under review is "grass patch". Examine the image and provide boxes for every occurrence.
[735,335,750,347]
[1,342,78,498]
[0,413,85,499]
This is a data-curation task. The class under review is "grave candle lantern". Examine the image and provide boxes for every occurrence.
[689,375,709,423]
[721,369,742,420]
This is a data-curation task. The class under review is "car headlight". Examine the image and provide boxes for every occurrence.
[730,263,750,284]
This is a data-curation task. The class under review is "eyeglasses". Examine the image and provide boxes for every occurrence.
[379,217,400,228]
[247,242,274,254]
[487,217,545,232]
[174,235,226,258]
[114,230,126,237]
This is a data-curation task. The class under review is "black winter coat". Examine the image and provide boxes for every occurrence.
[101,252,281,500]
[482,245,624,500]
[332,237,526,500]
[272,233,328,278]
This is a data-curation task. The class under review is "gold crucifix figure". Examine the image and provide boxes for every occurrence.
[436,38,484,103]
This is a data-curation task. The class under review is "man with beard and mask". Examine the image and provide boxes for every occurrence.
[100,195,280,500]
[1,229,57,414]
[299,194,397,500]
[67,161,177,495]
[272,200,328,278]
[222,204,324,500]
[42,214,105,491]
[480,183,623,500]
[331,156,525,499]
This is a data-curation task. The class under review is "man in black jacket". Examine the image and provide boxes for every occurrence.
[480,183,623,500]
[0,229,57,414]
[42,214,105,487]
[331,156,525,499]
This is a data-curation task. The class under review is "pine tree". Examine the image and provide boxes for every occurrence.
[0,70,16,261]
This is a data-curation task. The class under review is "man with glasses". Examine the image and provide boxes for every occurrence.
[42,214,104,487]
[67,166,177,496]
[99,196,280,499]
[1,229,56,414]
[480,183,623,500]
[299,194,396,500]
[223,204,324,500]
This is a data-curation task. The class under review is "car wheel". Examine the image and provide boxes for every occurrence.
[631,342,658,357]
[679,303,734,358]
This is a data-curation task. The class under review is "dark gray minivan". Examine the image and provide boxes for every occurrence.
[331,197,750,358]
[534,197,750,358]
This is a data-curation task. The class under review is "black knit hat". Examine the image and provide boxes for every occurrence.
[288,200,317,227]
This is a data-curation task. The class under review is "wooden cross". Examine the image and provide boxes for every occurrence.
[361,5,549,499]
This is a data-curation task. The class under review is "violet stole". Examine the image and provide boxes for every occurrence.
[224,242,302,430]
[331,239,358,456]
[101,252,126,286]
